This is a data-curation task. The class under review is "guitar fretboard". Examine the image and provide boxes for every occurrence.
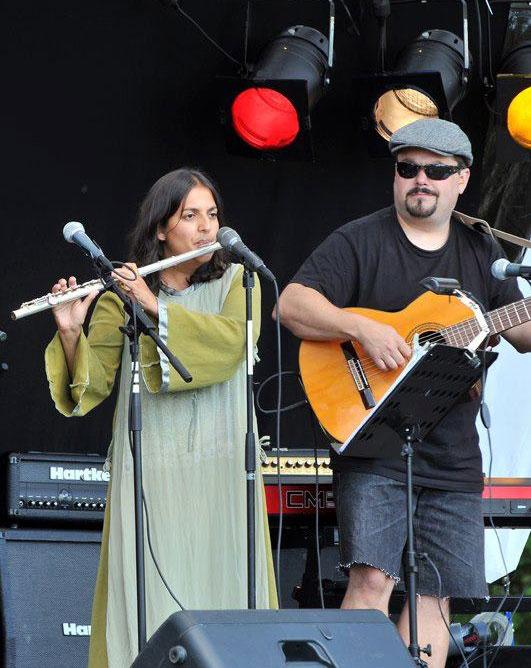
[441,297,531,348]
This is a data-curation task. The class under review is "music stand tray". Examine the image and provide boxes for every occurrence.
[335,343,497,460]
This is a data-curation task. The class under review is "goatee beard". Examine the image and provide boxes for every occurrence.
[405,189,438,218]
[405,198,437,218]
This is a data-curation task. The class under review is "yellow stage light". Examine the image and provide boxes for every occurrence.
[507,86,531,149]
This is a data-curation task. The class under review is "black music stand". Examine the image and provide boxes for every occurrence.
[337,344,497,665]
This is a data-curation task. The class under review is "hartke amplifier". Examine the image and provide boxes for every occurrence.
[132,609,416,667]
[0,528,101,668]
[5,452,108,525]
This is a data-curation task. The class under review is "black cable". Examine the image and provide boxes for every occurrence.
[422,553,471,668]
[243,1,252,77]
[458,344,519,668]
[485,3,495,86]
[338,0,361,36]
[271,279,284,607]
[481,348,513,634]
[473,0,501,118]
[463,589,525,668]
[163,1,243,67]
[377,19,387,73]
[474,0,485,87]
[255,370,308,415]
[308,407,326,609]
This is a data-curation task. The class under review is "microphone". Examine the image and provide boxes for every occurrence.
[217,227,275,282]
[63,222,114,272]
[491,258,531,280]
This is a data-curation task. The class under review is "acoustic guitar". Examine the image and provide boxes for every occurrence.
[299,291,531,443]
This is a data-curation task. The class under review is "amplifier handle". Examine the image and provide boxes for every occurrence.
[280,639,337,667]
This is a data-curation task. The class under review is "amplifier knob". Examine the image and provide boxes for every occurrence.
[83,502,90,509]
[90,502,97,509]
[37,501,44,507]
[285,460,293,468]
[75,502,82,509]
[304,461,312,468]
[18,500,24,508]
[294,461,303,468]
[45,501,52,507]
[29,500,36,507]
[98,503,105,509]
[53,501,58,508]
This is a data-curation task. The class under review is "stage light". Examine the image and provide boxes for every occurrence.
[231,87,300,150]
[508,87,531,149]
[220,25,330,159]
[372,29,471,140]
[496,42,531,160]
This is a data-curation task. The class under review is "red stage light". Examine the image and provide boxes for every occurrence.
[231,87,300,150]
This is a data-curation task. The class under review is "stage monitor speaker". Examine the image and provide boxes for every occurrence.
[0,528,101,668]
[132,609,415,667]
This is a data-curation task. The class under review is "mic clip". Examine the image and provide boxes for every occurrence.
[420,276,461,296]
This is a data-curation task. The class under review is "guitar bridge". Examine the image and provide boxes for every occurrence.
[341,341,376,409]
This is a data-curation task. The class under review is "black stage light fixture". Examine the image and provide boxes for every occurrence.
[495,41,531,162]
[354,0,472,153]
[219,25,331,159]
[371,29,471,141]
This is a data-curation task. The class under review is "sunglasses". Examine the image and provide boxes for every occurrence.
[396,161,463,181]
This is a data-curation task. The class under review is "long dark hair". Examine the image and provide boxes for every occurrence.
[128,168,230,292]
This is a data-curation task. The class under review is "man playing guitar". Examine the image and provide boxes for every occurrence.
[276,119,531,668]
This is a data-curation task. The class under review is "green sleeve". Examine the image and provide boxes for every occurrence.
[140,266,261,393]
[44,292,125,416]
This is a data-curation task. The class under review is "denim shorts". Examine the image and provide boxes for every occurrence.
[333,470,488,598]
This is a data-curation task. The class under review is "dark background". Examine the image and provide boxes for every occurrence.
[2,0,511,457]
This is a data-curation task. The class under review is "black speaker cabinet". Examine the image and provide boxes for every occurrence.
[0,528,101,668]
[132,609,415,667]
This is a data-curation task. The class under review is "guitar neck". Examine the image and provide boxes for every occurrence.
[442,296,531,347]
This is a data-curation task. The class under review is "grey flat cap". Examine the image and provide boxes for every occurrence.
[389,119,473,166]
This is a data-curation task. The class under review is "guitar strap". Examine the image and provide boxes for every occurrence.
[453,209,531,251]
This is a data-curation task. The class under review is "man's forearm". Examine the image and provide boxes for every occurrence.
[275,283,359,341]
[503,320,531,353]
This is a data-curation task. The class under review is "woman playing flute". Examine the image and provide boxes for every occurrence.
[45,168,277,667]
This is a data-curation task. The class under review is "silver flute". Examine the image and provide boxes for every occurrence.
[11,242,222,320]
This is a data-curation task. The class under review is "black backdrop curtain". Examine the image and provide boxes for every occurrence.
[2,1,508,457]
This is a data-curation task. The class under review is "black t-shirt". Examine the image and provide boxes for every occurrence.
[291,206,523,492]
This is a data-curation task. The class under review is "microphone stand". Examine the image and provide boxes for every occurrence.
[242,267,257,609]
[97,267,192,654]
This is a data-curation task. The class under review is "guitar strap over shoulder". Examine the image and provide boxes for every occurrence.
[453,209,531,250]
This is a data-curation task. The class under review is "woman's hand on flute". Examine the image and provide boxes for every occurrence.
[51,276,99,379]
[51,276,99,335]
[113,263,159,318]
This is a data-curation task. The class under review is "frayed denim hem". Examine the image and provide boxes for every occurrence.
[338,560,401,584]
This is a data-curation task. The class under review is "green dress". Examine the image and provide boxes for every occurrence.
[45,264,277,668]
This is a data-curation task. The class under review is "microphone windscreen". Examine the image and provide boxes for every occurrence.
[217,227,241,248]
[63,221,85,243]
[491,258,509,280]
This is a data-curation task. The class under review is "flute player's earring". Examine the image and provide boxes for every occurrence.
[157,223,166,243]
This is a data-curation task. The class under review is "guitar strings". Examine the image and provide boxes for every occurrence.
[350,299,530,374]
[305,298,531,403]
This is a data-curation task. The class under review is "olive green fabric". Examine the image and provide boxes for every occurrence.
[45,265,277,668]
